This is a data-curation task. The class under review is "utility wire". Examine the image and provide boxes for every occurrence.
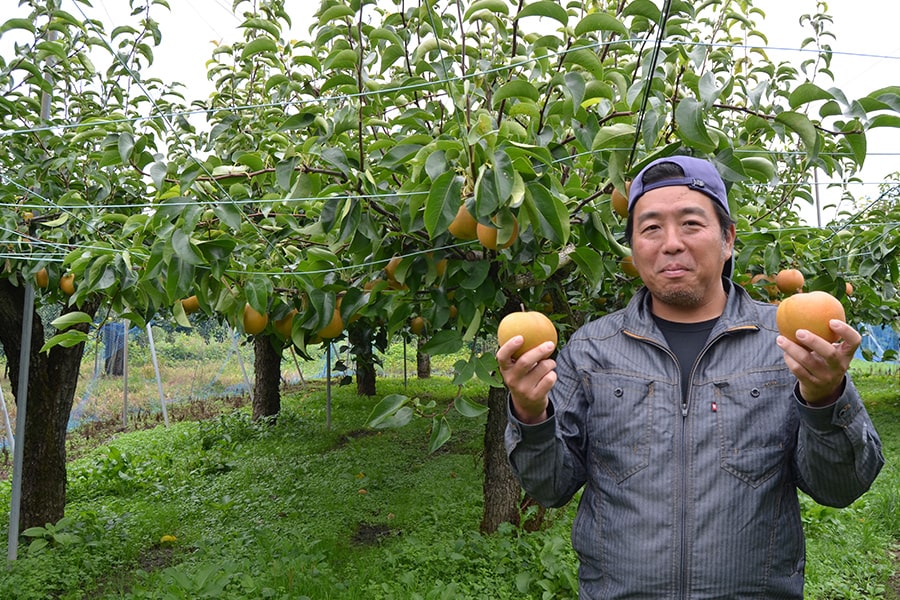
[628,0,675,169]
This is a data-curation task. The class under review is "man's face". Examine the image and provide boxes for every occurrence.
[630,186,735,320]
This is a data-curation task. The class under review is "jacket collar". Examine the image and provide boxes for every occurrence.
[623,279,763,341]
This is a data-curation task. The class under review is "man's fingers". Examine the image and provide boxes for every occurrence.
[496,335,524,367]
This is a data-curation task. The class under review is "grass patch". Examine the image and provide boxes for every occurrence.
[0,369,896,599]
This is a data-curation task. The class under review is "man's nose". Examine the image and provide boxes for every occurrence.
[661,225,685,252]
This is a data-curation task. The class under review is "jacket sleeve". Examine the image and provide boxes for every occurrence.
[794,376,885,507]
[504,347,589,508]
[505,402,586,508]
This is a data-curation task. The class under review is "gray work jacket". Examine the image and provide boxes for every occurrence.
[506,282,884,600]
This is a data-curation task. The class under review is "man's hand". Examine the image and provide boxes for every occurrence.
[496,336,557,424]
[777,319,861,405]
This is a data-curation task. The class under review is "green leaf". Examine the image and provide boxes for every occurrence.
[276,157,297,192]
[265,74,290,94]
[366,394,410,428]
[622,0,661,22]
[369,27,403,46]
[775,111,818,153]
[244,275,272,313]
[21,527,48,538]
[842,131,867,166]
[421,329,464,355]
[462,305,484,344]
[324,48,358,70]
[173,299,191,328]
[591,122,635,151]
[214,202,243,231]
[425,172,462,239]
[868,114,900,129]
[492,80,540,108]
[564,72,585,112]
[116,132,135,164]
[0,18,36,35]
[428,416,452,453]
[379,144,423,168]
[574,13,627,36]
[171,230,204,266]
[279,113,316,131]
[196,238,238,264]
[455,395,489,418]
[459,261,491,290]
[319,147,351,177]
[739,156,776,182]
[41,213,69,227]
[562,47,603,78]
[789,82,834,109]
[674,98,716,153]
[164,258,194,301]
[41,331,89,353]
[464,0,509,20]
[239,17,281,38]
[236,152,265,171]
[50,312,93,330]
[240,37,277,61]
[571,247,605,288]
[380,44,405,73]
[492,150,516,201]
[318,4,356,26]
[516,1,568,26]
[523,183,569,245]
[12,60,50,94]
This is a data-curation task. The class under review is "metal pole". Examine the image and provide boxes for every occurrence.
[8,283,35,561]
[325,344,332,430]
[146,323,169,427]
[233,330,253,403]
[289,345,306,388]
[121,320,129,428]
[403,337,408,388]
[813,168,822,228]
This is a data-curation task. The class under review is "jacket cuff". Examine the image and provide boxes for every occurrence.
[506,395,556,445]
[795,382,859,432]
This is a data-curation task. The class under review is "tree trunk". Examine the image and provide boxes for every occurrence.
[416,336,431,379]
[349,323,377,396]
[356,354,376,396]
[0,280,98,530]
[252,335,282,421]
[480,385,522,533]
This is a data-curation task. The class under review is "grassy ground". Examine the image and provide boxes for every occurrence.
[0,352,896,598]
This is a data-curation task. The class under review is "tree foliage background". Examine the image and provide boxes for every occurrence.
[2,0,900,529]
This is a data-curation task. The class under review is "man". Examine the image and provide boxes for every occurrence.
[497,155,884,599]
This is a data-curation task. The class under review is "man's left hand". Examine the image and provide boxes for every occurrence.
[777,319,861,406]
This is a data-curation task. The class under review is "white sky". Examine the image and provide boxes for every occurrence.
[6,1,900,224]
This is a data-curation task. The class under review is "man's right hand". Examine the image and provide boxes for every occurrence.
[496,336,557,424]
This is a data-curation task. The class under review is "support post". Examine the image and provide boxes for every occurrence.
[7,283,35,561]
[146,323,169,427]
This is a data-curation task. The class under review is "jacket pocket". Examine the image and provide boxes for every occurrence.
[586,374,654,483]
[713,372,795,487]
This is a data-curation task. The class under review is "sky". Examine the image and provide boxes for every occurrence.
[6,1,900,224]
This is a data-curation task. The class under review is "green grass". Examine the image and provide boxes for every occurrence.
[0,371,896,599]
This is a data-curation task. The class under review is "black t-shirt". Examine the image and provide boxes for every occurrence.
[652,315,718,401]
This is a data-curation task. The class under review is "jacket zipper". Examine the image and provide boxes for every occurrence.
[625,325,756,599]
[624,333,691,598]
